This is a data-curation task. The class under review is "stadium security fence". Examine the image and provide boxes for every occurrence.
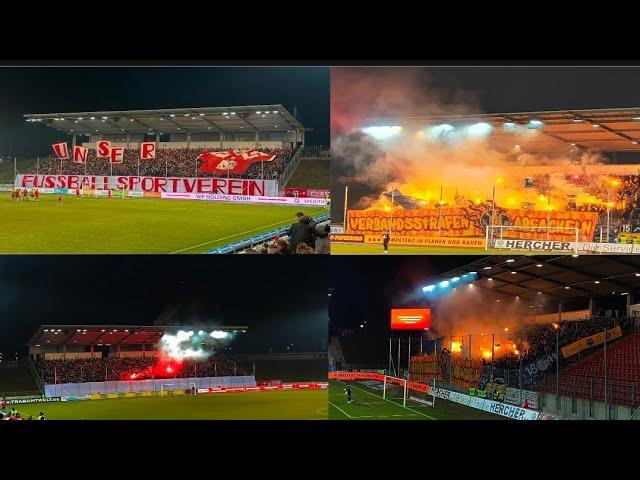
[44,375,256,398]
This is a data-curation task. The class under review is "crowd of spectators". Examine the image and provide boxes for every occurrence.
[241,211,330,255]
[35,146,292,180]
[36,354,244,384]
[493,315,631,370]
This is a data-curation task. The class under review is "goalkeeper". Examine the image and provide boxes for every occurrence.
[344,385,353,404]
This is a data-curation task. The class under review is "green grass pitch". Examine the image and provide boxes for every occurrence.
[0,194,327,253]
[328,380,503,420]
[10,389,328,420]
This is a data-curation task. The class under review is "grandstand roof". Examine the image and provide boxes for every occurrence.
[366,107,640,153]
[28,325,248,347]
[423,255,640,302]
[23,105,304,136]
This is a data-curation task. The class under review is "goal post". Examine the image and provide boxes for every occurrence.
[405,379,437,409]
[486,225,580,253]
[159,382,197,397]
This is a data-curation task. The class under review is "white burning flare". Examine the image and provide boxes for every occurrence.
[159,329,231,360]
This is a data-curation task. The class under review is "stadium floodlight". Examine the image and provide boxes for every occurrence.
[503,122,517,131]
[169,114,175,117]
[572,116,584,122]
[451,276,460,282]
[256,111,261,114]
[422,284,435,292]
[439,280,450,288]
[102,116,107,119]
[527,119,543,129]
[90,116,96,120]
[633,116,640,120]
[361,125,403,141]
[483,266,492,270]
[199,113,205,116]
[210,330,229,339]
[78,117,83,120]
[506,259,515,263]
[466,122,492,137]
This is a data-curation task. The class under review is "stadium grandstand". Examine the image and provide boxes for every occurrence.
[1,105,330,254]
[1,324,327,420]
[333,107,640,255]
[330,255,640,420]
[21,105,306,186]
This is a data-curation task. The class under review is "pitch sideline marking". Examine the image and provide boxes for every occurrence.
[170,208,327,254]
[337,380,437,420]
[328,400,354,419]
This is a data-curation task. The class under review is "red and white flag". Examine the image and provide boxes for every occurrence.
[96,140,111,158]
[198,149,275,175]
[110,146,124,164]
[140,141,156,160]
[52,142,69,160]
[73,146,88,163]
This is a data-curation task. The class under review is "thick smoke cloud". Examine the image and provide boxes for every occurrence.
[331,68,611,214]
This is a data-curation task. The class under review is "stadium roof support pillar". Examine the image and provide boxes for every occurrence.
[126,133,131,149]
[62,343,67,360]
[116,343,121,359]
[255,130,259,149]
[559,303,563,323]
[627,292,632,318]
[219,131,224,148]
[187,133,191,148]
[72,134,77,149]
[155,133,160,143]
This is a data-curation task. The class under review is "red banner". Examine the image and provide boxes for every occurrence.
[15,174,277,196]
[73,146,88,164]
[198,150,275,175]
[284,188,331,198]
[52,142,69,160]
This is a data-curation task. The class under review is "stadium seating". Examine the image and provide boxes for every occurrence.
[535,333,640,406]
[35,146,293,180]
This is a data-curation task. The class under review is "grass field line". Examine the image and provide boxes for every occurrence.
[337,380,437,420]
[170,208,326,254]
[328,400,354,419]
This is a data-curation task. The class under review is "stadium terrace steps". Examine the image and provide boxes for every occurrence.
[0,363,42,397]
[329,337,346,367]
[284,157,330,189]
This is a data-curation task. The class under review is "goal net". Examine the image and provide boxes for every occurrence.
[158,383,197,397]
[382,375,436,409]
[486,225,579,253]
[81,184,129,199]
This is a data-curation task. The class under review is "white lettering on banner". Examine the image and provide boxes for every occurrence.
[504,388,539,409]
[15,174,278,196]
[160,192,328,206]
[494,239,640,254]
[494,240,572,251]
[428,386,540,420]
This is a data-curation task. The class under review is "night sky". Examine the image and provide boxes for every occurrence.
[329,255,477,337]
[0,67,329,156]
[0,255,328,357]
